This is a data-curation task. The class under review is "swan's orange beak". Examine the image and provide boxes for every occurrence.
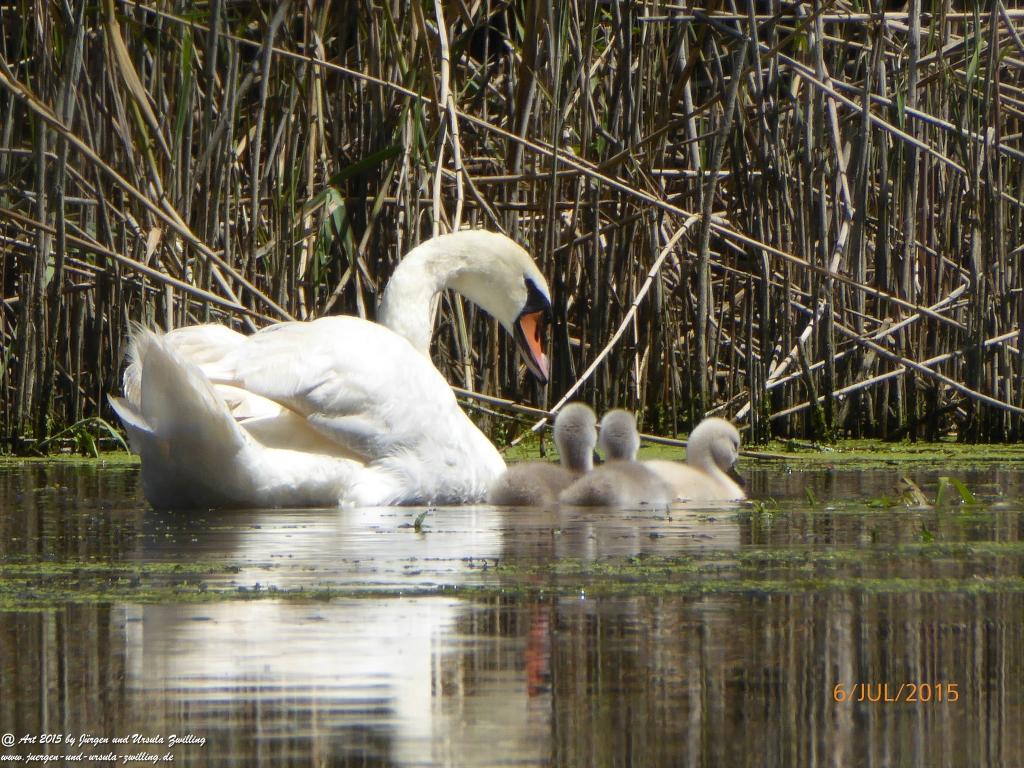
[514,310,549,383]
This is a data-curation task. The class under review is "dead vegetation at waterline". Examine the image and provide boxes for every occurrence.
[1,1,1023,453]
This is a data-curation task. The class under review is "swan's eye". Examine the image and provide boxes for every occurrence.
[522,277,552,317]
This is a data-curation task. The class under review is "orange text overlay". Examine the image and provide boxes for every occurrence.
[833,683,959,703]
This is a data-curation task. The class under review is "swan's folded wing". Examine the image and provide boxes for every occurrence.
[124,324,248,408]
[222,316,458,461]
[209,383,360,460]
[165,323,248,365]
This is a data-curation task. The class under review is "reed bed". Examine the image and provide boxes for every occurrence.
[2,0,1023,452]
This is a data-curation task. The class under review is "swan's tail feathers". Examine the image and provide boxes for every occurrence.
[163,323,246,383]
[121,321,149,408]
[123,322,246,406]
[116,328,253,508]
[135,328,247,452]
[107,395,152,454]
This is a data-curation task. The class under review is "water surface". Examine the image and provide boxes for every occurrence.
[1,459,1022,766]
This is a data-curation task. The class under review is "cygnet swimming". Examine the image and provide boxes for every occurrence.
[559,409,673,508]
[487,402,597,506]
[644,417,745,501]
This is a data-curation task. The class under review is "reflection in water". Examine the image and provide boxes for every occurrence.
[4,592,1022,766]
[1,461,1023,765]
[548,591,1024,767]
[125,598,550,767]
[140,504,509,591]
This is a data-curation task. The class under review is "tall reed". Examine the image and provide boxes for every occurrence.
[2,1,1023,451]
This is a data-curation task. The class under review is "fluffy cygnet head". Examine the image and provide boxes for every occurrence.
[687,417,741,472]
[599,409,641,461]
[638,418,745,503]
[553,402,597,473]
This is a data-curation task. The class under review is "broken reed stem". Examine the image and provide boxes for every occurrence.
[509,217,697,445]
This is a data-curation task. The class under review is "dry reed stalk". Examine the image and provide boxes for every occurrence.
[1,1,1022,453]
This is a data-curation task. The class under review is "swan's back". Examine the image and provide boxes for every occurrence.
[112,329,358,508]
[488,403,597,506]
[118,320,507,507]
[486,463,578,506]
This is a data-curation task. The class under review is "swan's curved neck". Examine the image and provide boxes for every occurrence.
[378,231,536,358]
[687,442,742,496]
[377,240,455,355]
[687,443,728,481]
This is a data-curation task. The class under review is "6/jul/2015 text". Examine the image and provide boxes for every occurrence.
[832,682,959,703]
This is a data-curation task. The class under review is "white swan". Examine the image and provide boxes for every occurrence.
[110,230,552,509]
[559,409,673,508]
[487,402,596,506]
[645,417,746,501]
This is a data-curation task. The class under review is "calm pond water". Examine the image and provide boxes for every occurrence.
[1,459,1023,767]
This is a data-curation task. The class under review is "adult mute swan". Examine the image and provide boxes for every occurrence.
[110,230,552,509]
[559,409,673,508]
[487,402,596,506]
[644,417,745,501]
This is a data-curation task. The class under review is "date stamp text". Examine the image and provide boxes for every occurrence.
[833,682,959,703]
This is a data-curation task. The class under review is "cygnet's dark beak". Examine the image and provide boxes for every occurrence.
[727,465,746,488]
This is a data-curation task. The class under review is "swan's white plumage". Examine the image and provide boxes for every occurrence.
[115,230,549,509]
[111,330,360,508]
[644,417,745,501]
